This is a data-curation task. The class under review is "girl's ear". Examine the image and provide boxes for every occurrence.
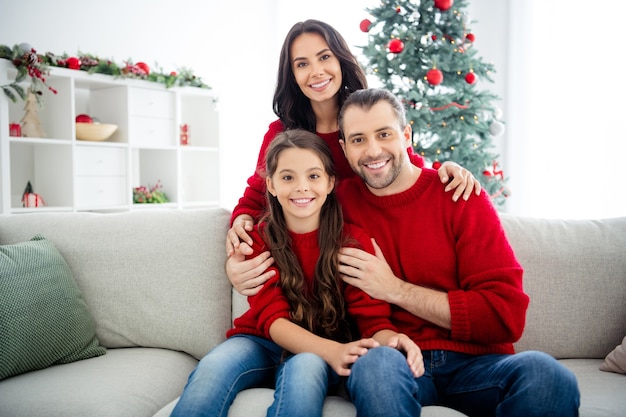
[266,177,276,197]
[327,175,336,194]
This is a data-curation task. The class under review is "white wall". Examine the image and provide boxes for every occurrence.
[1,0,504,211]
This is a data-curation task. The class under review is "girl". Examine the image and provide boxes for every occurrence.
[171,129,422,417]
[226,19,480,295]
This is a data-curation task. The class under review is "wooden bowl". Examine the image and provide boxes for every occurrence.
[75,123,118,141]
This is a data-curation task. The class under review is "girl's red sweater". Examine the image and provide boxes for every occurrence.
[336,168,528,355]
[231,119,424,224]
[227,223,397,341]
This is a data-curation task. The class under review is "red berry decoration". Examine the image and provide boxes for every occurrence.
[360,19,372,32]
[465,72,477,84]
[426,68,443,85]
[434,0,454,11]
[135,62,150,75]
[465,33,475,42]
[432,161,442,170]
[388,39,405,54]
[66,56,81,70]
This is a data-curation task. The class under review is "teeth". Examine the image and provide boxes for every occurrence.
[292,198,312,204]
[367,161,386,169]
[311,80,329,88]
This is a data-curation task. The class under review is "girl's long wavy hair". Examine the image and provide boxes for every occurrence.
[274,19,368,132]
[261,129,351,342]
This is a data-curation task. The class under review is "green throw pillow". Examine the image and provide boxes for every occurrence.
[0,234,106,380]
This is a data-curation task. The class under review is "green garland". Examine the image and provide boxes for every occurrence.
[1,43,211,105]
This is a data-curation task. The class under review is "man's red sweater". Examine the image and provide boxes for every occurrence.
[337,168,528,355]
[227,223,397,341]
[231,119,424,224]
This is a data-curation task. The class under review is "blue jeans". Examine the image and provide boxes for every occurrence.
[346,347,580,417]
[171,335,337,417]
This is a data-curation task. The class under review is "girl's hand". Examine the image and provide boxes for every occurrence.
[437,161,482,202]
[226,214,255,256]
[326,338,380,377]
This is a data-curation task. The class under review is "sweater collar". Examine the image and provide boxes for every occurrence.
[350,168,437,208]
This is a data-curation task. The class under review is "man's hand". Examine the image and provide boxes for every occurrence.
[226,244,275,296]
[338,239,400,302]
[226,214,254,256]
[385,333,424,378]
[437,161,482,202]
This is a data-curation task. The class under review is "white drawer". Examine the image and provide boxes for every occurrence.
[75,146,127,176]
[75,176,127,207]
[129,117,175,147]
[129,88,174,119]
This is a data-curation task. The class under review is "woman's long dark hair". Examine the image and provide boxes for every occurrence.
[261,129,350,341]
[273,19,368,132]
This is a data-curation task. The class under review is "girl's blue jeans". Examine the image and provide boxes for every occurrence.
[346,346,580,417]
[170,334,338,417]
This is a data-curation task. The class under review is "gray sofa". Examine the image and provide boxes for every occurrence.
[0,208,624,417]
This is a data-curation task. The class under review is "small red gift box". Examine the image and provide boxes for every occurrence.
[9,123,22,137]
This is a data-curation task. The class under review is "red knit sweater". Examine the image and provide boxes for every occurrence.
[226,223,397,341]
[337,168,528,355]
[231,119,424,224]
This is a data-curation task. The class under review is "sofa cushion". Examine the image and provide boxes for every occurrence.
[0,347,198,417]
[0,208,232,360]
[600,335,626,374]
[0,234,106,380]
[502,215,626,359]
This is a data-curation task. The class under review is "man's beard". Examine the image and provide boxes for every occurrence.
[355,153,403,190]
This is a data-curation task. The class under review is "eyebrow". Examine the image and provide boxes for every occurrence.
[346,126,393,140]
[278,166,324,175]
[293,48,332,64]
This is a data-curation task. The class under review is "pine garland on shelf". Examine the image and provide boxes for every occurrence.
[1,43,211,105]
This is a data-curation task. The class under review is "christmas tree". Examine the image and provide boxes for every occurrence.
[359,0,509,204]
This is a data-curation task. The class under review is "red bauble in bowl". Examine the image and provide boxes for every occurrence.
[75,114,93,123]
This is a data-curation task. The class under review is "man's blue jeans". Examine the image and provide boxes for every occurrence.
[346,346,580,417]
[171,334,336,417]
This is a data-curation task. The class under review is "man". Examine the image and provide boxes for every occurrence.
[334,88,579,417]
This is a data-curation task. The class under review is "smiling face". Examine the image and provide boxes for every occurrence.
[290,32,343,107]
[340,100,415,196]
[266,147,335,233]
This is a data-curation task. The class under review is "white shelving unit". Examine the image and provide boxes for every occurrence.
[0,59,220,214]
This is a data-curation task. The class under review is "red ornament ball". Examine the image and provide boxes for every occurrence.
[431,34,438,41]
[66,56,81,70]
[432,161,442,170]
[465,33,475,42]
[426,68,443,85]
[135,62,150,75]
[434,0,454,11]
[388,39,405,54]
[465,72,477,84]
[360,19,372,33]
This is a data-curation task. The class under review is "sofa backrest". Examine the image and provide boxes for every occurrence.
[0,208,232,360]
[501,214,626,359]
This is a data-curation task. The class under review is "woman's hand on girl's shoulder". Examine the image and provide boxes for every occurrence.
[437,161,482,202]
